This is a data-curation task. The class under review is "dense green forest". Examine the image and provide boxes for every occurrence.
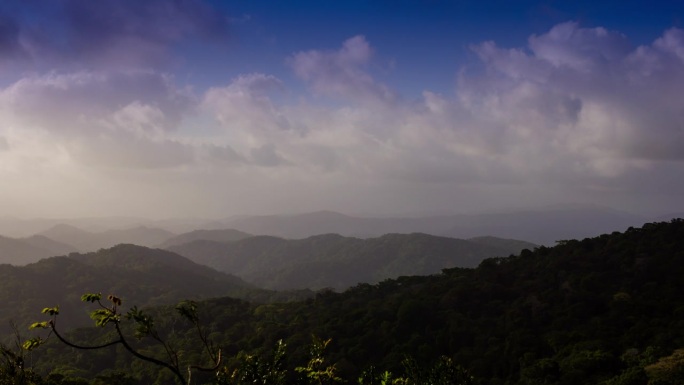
[4,220,684,384]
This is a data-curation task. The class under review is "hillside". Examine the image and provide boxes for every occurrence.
[168,233,533,290]
[26,219,684,385]
[0,244,301,338]
[467,235,537,251]
[157,228,253,248]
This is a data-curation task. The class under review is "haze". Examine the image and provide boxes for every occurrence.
[1,0,683,220]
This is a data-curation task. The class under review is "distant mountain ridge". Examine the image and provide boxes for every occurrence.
[38,224,176,252]
[0,205,658,249]
[0,234,78,265]
[216,207,647,245]
[157,228,253,248]
[168,233,535,290]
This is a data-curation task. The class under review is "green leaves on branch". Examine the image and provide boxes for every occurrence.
[41,306,59,316]
[81,292,122,306]
[25,291,221,385]
[90,308,120,327]
[28,321,49,330]
[295,336,343,385]
[176,300,199,323]
[22,337,43,352]
[81,293,102,303]
[81,293,123,327]
[125,306,155,339]
[25,307,58,352]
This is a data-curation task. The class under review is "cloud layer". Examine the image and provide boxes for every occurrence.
[1,18,684,217]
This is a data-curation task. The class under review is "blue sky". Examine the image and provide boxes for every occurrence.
[182,0,684,95]
[0,0,683,219]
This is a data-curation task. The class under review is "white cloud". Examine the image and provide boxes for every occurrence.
[528,21,631,71]
[3,22,684,217]
[200,24,684,195]
[288,35,396,103]
[0,70,198,169]
[466,23,684,175]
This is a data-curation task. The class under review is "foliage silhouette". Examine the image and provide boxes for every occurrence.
[26,293,220,385]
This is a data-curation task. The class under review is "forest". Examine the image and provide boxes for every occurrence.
[2,219,684,384]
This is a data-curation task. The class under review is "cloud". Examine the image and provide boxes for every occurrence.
[288,35,396,103]
[528,21,632,71]
[0,70,197,168]
[201,73,301,167]
[466,23,684,176]
[198,24,684,192]
[0,71,194,132]
[3,21,684,217]
[249,144,290,167]
[202,144,245,165]
[67,132,195,169]
[203,73,290,139]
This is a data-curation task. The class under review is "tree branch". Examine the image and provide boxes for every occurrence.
[49,321,122,350]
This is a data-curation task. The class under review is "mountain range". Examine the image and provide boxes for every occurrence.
[167,233,536,290]
[0,231,534,337]
[0,205,656,245]
[26,219,684,385]
[214,207,646,245]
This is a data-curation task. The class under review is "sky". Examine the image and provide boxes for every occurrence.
[0,0,683,219]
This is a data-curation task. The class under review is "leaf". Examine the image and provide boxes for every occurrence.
[22,338,43,351]
[176,300,199,323]
[81,293,102,303]
[126,306,154,338]
[29,321,49,330]
[41,306,59,316]
[90,308,119,327]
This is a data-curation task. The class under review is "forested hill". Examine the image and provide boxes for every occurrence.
[30,220,684,384]
[0,244,308,338]
[157,228,253,248]
[167,233,535,290]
